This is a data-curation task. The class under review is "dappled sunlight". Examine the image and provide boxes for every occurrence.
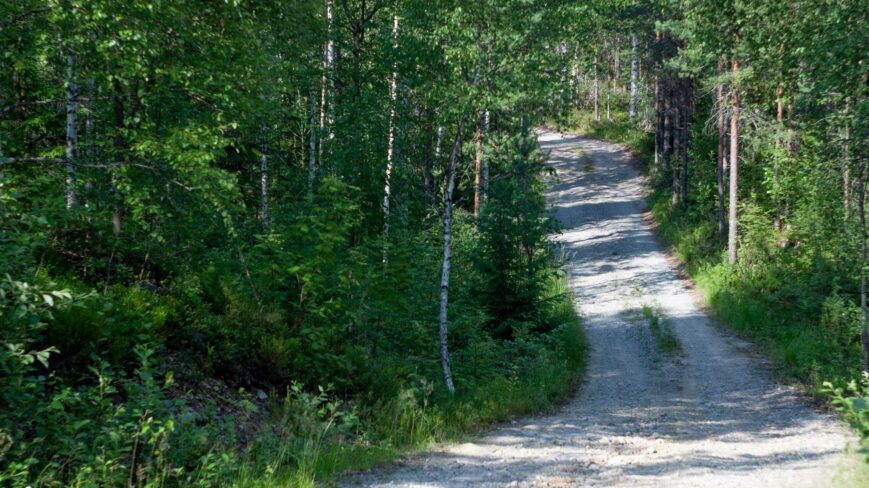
[342,129,854,488]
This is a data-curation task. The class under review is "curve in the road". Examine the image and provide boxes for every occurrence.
[341,130,856,488]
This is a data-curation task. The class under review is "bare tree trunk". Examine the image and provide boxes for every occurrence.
[716,64,727,236]
[260,128,269,228]
[654,75,661,167]
[474,117,482,219]
[593,56,600,121]
[773,86,786,235]
[671,79,681,208]
[112,83,125,236]
[629,33,638,119]
[319,0,335,168]
[606,84,611,121]
[439,125,464,395]
[681,79,691,208]
[613,34,621,89]
[0,129,4,182]
[428,124,444,207]
[482,110,489,198]
[859,156,869,373]
[653,32,662,168]
[728,59,740,265]
[65,55,77,210]
[382,12,400,256]
[308,85,318,193]
[663,78,672,173]
[844,98,851,219]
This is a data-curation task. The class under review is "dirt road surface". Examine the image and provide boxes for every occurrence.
[340,130,856,487]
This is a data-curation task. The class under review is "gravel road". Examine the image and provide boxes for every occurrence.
[340,130,857,487]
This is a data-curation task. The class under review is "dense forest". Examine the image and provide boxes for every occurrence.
[1,0,867,486]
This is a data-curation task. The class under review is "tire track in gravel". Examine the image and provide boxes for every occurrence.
[340,129,856,487]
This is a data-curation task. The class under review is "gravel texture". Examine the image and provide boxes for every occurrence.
[340,130,857,487]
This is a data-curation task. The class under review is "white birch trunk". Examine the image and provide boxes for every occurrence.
[728,60,740,265]
[482,110,489,198]
[474,118,482,218]
[606,85,611,121]
[593,56,600,121]
[382,13,400,256]
[716,73,727,236]
[65,55,77,210]
[319,0,335,166]
[260,129,268,228]
[438,125,464,395]
[629,33,638,119]
[859,157,869,372]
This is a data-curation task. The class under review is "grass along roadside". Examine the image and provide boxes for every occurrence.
[230,274,587,487]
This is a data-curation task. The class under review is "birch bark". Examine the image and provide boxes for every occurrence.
[728,59,740,265]
[438,124,464,395]
[629,34,638,119]
[260,129,269,228]
[716,64,727,236]
[65,55,77,210]
[593,56,600,121]
[382,12,400,254]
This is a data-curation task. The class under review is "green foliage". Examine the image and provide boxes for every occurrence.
[641,304,684,356]
[824,374,869,459]
[477,128,560,338]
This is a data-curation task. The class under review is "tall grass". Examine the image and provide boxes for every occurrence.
[228,274,586,486]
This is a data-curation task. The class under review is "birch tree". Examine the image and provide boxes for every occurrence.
[382,11,400,254]
[727,58,739,265]
[65,54,77,210]
[629,33,638,119]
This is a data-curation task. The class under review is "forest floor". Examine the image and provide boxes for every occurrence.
[340,130,859,487]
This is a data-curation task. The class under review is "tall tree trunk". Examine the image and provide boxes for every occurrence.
[319,0,335,168]
[439,124,464,395]
[432,125,444,203]
[716,64,727,236]
[728,59,740,265]
[671,79,681,208]
[112,82,125,237]
[681,79,691,208]
[482,110,489,198]
[308,85,318,193]
[593,56,600,121]
[606,82,611,121]
[629,33,638,119]
[474,117,482,219]
[662,78,672,173]
[653,32,662,168]
[382,13,400,255]
[773,86,785,235]
[65,55,77,210]
[844,98,851,219]
[260,128,269,228]
[654,75,661,167]
[0,129,4,182]
[613,34,621,89]
[859,156,869,373]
